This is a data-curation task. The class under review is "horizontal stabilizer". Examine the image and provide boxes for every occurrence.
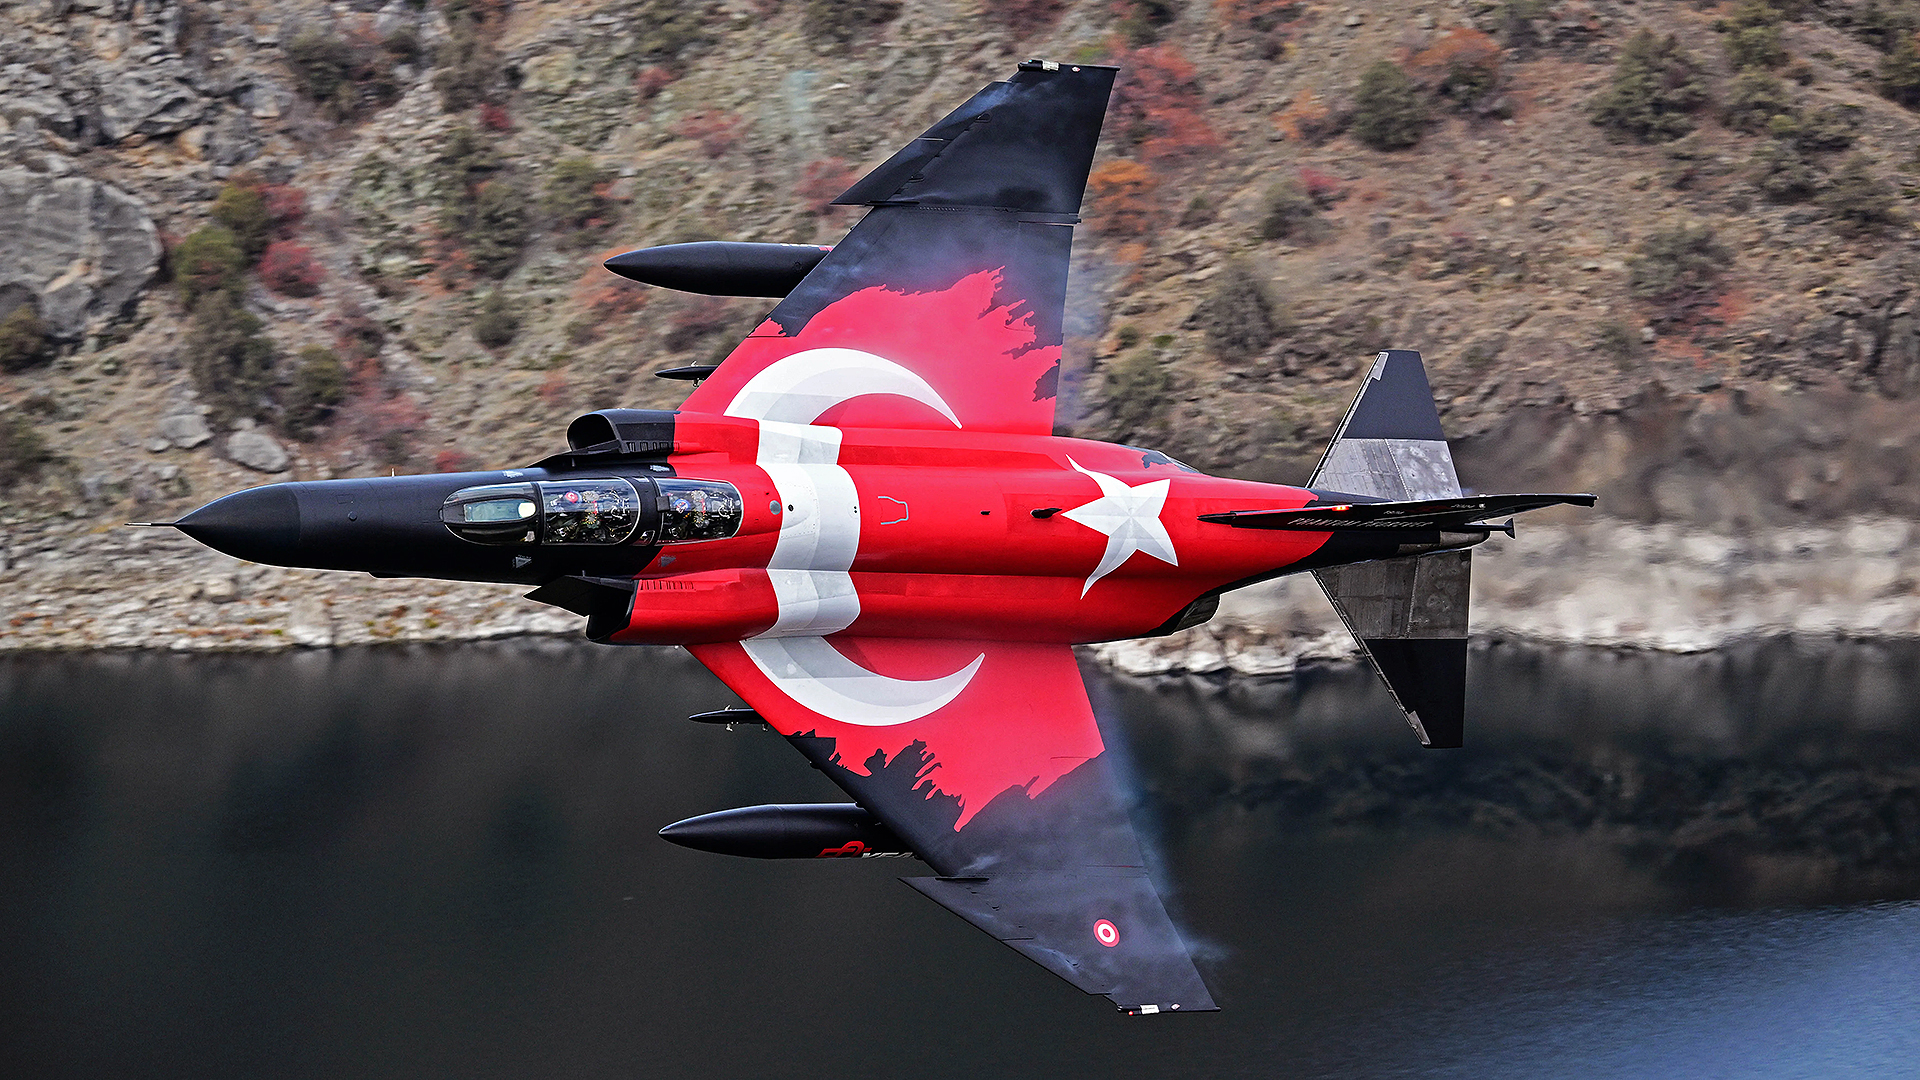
[1199,492,1595,531]
[906,873,1216,1014]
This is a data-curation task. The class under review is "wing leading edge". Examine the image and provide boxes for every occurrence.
[687,636,1215,1013]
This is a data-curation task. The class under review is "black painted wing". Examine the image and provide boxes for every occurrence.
[688,638,1215,1014]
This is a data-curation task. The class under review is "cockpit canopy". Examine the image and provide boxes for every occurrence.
[442,479,644,546]
[439,475,744,548]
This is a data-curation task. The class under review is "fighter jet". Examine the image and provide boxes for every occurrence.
[154,61,1592,1014]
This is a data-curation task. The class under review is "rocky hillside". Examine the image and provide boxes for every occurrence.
[9,0,1920,655]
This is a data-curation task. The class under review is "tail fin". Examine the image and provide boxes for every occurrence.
[1311,350,1471,748]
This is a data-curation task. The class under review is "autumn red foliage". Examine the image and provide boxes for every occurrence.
[634,65,677,101]
[1298,165,1342,205]
[434,448,478,472]
[262,184,307,237]
[1108,44,1220,161]
[797,158,861,214]
[259,241,325,297]
[1086,159,1161,237]
[1408,28,1504,108]
[673,110,746,158]
[477,101,513,131]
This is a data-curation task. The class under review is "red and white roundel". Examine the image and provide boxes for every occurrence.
[1093,919,1120,948]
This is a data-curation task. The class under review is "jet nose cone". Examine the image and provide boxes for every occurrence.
[603,248,663,285]
[176,485,301,564]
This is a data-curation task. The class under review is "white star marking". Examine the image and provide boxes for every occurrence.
[1059,458,1179,596]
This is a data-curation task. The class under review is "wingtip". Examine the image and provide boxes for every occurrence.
[124,521,180,528]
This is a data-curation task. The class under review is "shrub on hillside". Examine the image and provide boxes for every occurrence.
[1749,139,1819,203]
[802,0,900,43]
[173,226,248,303]
[1785,104,1860,151]
[1820,155,1903,235]
[1410,28,1504,112]
[1105,350,1172,440]
[212,177,272,259]
[1086,159,1161,237]
[0,413,50,489]
[463,181,532,279]
[281,345,348,439]
[1351,60,1427,150]
[285,26,398,121]
[1628,224,1728,319]
[1257,178,1318,241]
[433,12,504,113]
[542,157,614,234]
[1880,34,1920,108]
[673,110,746,158]
[1116,0,1182,46]
[1724,70,1792,133]
[1191,261,1282,363]
[0,307,52,372]
[1109,45,1219,161]
[260,241,325,297]
[982,0,1069,31]
[186,293,275,422]
[1589,30,1707,143]
[797,158,861,215]
[472,291,521,348]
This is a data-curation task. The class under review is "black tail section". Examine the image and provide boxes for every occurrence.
[833,60,1116,215]
[1311,351,1472,748]
[1200,492,1597,531]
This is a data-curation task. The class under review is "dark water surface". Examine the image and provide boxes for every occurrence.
[2,640,1917,1079]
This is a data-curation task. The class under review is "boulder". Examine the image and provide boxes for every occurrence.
[157,412,213,450]
[227,428,290,473]
[0,156,162,340]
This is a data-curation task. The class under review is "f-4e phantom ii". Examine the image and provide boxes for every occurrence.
[156,61,1593,1014]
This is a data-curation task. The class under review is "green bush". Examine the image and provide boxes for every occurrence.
[1351,60,1428,150]
[0,307,52,373]
[1749,139,1819,203]
[185,293,276,423]
[281,345,348,438]
[1821,155,1902,235]
[472,290,521,348]
[463,181,531,279]
[435,128,528,278]
[1192,261,1282,362]
[1788,104,1860,150]
[802,0,900,44]
[433,14,503,113]
[173,226,248,303]
[1257,178,1319,241]
[211,179,272,259]
[285,27,396,121]
[542,158,614,235]
[1724,70,1791,133]
[0,412,49,489]
[1105,351,1171,440]
[1726,24,1787,70]
[1589,30,1707,142]
[1628,224,1729,310]
[1881,34,1920,107]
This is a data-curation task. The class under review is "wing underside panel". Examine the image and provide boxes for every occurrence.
[686,636,1215,1012]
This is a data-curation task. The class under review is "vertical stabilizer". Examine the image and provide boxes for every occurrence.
[1311,351,1471,748]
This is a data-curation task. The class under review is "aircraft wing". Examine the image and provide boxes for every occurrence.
[686,636,1216,1014]
[679,62,1116,436]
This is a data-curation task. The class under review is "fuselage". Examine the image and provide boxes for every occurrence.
[174,408,1466,647]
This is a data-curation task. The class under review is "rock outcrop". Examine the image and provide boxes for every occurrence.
[0,154,161,339]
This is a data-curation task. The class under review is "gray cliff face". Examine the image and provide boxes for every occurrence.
[0,156,161,339]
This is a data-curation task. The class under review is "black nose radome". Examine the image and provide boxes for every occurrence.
[175,485,302,565]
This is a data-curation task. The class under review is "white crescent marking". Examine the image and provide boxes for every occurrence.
[723,347,961,427]
[721,348,979,724]
[742,637,986,727]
